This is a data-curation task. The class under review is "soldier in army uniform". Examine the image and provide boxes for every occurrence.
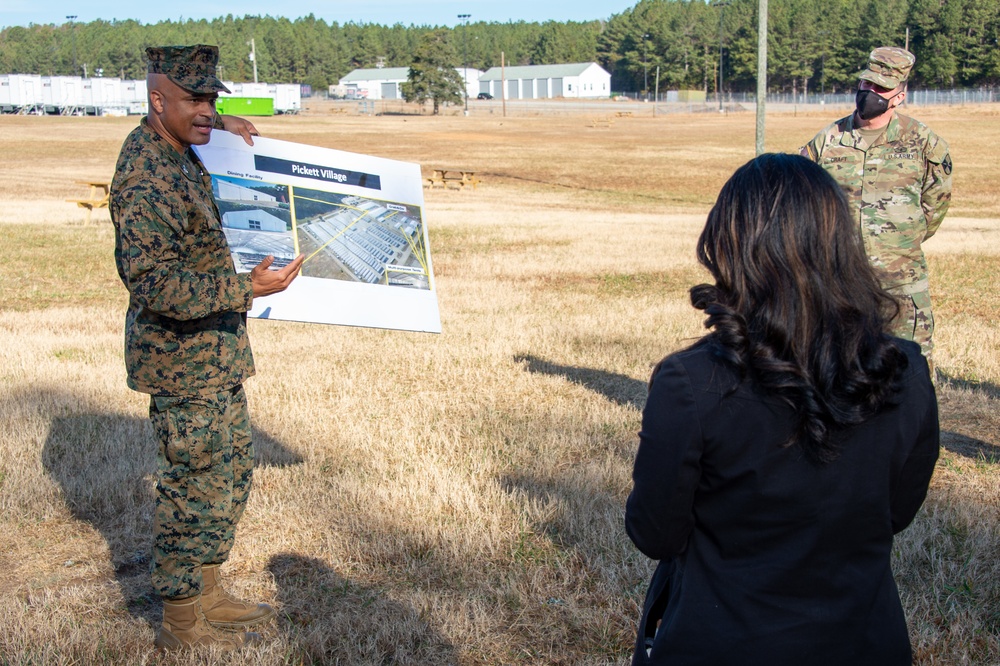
[111,44,304,650]
[801,47,952,375]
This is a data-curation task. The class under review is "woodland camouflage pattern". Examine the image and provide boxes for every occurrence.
[145,44,230,94]
[111,118,255,396]
[801,112,952,358]
[149,386,253,599]
[112,112,258,599]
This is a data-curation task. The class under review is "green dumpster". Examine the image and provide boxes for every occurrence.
[216,96,275,116]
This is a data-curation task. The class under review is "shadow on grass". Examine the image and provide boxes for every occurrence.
[940,431,1000,463]
[267,553,458,664]
[514,353,648,409]
[39,394,304,629]
[939,370,1000,400]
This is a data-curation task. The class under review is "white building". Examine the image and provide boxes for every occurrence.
[339,67,410,100]
[338,66,483,101]
[222,208,286,233]
[478,62,611,100]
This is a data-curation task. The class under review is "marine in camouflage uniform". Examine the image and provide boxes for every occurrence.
[111,44,301,650]
[801,47,952,368]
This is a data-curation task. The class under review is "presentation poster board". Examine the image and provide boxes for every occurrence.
[195,131,440,333]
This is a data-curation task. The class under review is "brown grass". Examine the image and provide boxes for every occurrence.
[0,105,997,664]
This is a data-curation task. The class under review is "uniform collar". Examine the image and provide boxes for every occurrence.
[840,111,901,149]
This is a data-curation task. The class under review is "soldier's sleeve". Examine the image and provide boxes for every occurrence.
[798,131,823,162]
[116,180,254,321]
[921,133,952,240]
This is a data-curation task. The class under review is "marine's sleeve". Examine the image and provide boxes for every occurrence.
[921,132,952,240]
[625,355,704,560]
[116,175,254,321]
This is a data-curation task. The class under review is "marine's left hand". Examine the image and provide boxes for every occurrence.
[219,115,260,146]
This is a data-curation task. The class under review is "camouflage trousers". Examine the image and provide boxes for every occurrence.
[888,280,935,376]
[148,384,254,600]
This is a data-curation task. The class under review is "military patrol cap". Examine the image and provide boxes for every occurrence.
[858,46,915,89]
[145,44,230,94]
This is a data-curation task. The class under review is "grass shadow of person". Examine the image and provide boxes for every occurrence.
[514,353,648,409]
[266,552,458,664]
[939,370,1000,401]
[40,392,305,629]
[940,431,1000,463]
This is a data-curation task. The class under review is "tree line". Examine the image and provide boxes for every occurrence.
[1,0,997,95]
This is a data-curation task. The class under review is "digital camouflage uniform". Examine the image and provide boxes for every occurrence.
[112,50,256,599]
[801,48,952,364]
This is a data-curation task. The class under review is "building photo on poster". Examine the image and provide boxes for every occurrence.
[194,131,441,334]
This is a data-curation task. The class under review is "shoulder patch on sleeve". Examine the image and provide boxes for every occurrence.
[925,132,950,165]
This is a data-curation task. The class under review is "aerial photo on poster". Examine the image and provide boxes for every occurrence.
[195,131,440,333]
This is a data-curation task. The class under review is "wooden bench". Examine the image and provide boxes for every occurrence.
[589,116,613,129]
[423,169,480,190]
[615,111,633,118]
[67,180,111,222]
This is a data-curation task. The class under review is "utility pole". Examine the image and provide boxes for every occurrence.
[66,16,78,77]
[654,65,660,116]
[713,0,730,112]
[248,38,258,84]
[501,51,506,118]
[756,0,768,155]
[458,13,471,115]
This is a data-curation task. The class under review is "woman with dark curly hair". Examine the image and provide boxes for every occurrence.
[626,153,939,665]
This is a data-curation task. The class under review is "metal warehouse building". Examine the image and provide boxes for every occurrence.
[479,62,611,100]
[337,67,483,101]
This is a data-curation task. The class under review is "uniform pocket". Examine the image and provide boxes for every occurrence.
[152,394,223,473]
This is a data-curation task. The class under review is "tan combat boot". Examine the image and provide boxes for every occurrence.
[201,563,276,630]
[155,596,260,651]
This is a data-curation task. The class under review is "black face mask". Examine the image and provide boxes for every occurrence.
[855,88,894,121]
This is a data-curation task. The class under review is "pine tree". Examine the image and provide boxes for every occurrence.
[401,30,464,114]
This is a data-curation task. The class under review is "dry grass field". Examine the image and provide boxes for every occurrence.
[0,102,997,665]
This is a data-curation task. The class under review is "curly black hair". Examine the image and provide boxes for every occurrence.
[691,153,908,464]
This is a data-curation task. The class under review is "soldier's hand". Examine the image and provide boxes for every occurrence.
[251,254,304,298]
[219,114,260,146]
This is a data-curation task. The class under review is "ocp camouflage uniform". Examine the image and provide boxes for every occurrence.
[801,112,952,362]
[112,117,256,600]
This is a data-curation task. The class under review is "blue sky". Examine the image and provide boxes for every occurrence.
[1,1,639,29]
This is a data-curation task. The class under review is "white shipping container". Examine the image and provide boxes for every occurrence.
[5,74,43,106]
[92,77,123,108]
[120,78,147,104]
[232,82,270,98]
[42,76,85,108]
[269,83,301,113]
[80,79,96,107]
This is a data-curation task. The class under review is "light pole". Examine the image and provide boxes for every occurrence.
[458,13,470,114]
[642,33,649,101]
[66,15,78,76]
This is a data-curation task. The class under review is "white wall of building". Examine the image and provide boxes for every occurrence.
[222,208,286,233]
[478,63,611,100]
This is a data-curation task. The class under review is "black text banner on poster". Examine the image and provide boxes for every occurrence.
[254,155,382,190]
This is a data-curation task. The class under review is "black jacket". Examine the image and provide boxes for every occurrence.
[626,339,939,665]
